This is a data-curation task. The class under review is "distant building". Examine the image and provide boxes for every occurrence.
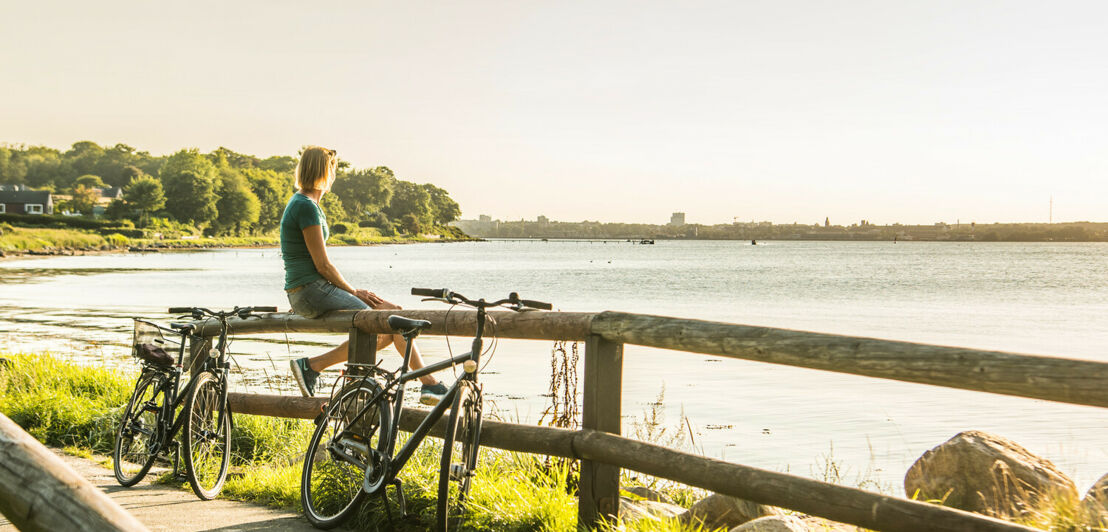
[537,215,549,225]
[0,184,53,215]
[669,212,685,226]
[451,215,500,237]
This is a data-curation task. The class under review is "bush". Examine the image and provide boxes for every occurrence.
[0,222,13,235]
[364,211,391,231]
[98,228,143,238]
[105,233,130,247]
[0,212,114,230]
[331,222,350,235]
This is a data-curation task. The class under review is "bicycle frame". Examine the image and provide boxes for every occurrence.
[338,304,489,484]
[140,318,232,460]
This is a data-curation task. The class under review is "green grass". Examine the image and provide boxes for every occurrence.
[0,352,731,531]
[0,227,110,252]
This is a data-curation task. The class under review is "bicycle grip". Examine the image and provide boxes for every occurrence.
[521,299,552,310]
[412,288,447,298]
[168,307,193,314]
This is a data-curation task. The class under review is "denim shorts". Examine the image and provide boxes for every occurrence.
[287,278,369,319]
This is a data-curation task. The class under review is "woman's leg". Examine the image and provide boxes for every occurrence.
[307,335,436,386]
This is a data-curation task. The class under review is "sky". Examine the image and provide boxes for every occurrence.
[2,1,1106,225]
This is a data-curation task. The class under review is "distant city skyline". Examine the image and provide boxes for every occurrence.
[3,2,1107,225]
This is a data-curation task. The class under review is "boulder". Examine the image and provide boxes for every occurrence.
[1082,473,1108,524]
[904,430,1077,517]
[730,515,808,532]
[623,485,674,504]
[677,493,775,530]
[619,496,685,523]
[797,516,860,531]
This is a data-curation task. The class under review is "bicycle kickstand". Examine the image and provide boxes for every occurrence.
[390,478,411,520]
[170,441,186,481]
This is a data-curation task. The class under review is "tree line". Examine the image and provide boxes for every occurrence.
[0,141,461,236]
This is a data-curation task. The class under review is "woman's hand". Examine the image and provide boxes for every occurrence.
[355,289,402,310]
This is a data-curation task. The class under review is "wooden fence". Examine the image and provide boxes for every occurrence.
[0,413,149,532]
[194,309,1108,531]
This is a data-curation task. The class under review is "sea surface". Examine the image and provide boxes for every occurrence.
[1,240,1106,491]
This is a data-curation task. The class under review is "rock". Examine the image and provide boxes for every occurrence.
[798,516,861,531]
[624,485,674,504]
[677,493,775,530]
[619,496,685,523]
[730,515,808,532]
[904,430,1078,517]
[1082,473,1108,523]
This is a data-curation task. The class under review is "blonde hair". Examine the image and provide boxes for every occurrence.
[296,146,338,191]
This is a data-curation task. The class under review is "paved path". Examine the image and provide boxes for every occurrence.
[0,450,316,532]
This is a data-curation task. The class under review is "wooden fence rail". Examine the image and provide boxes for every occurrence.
[199,309,1106,531]
[228,393,1034,532]
[0,413,149,532]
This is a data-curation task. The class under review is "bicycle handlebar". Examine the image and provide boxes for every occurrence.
[169,306,278,318]
[410,288,552,311]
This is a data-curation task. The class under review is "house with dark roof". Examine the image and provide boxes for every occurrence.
[0,184,54,215]
[98,187,124,203]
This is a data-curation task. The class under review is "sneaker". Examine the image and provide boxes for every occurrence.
[419,382,448,406]
[290,358,319,397]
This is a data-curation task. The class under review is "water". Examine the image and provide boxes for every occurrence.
[2,240,1107,491]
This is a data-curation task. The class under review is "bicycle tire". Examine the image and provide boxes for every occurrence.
[302,380,391,529]
[113,371,165,486]
[436,380,482,531]
[183,371,231,500]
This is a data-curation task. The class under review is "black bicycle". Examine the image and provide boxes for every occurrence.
[300,288,551,530]
[113,305,276,499]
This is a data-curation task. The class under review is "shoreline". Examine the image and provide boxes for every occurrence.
[0,236,481,262]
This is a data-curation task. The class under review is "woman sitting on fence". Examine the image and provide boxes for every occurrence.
[282,146,447,403]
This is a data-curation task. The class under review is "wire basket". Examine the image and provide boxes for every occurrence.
[132,319,182,365]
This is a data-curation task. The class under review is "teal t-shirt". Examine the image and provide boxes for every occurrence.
[280,193,329,290]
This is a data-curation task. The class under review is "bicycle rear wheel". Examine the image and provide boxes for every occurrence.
[437,380,482,531]
[302,380,391,529]
[183,371,231,500]
[113,371,165,486]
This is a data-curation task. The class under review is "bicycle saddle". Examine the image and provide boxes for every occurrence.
[387,315,431,333]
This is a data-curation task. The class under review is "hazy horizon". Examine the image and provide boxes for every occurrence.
[3,1,1106,226]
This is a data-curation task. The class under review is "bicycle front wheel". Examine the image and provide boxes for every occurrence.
[113,371,165,486]
[183,371,231,500]
[437,380,482,531]
[302,380,391,529]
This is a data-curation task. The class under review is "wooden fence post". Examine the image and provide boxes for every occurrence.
[579,334,623,528]
[348,327,376,368]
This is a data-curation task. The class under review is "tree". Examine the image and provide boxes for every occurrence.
[104,199,131,220]
[422,184,461,225]
[384,180,432,228]
[159,149,219,225]
[331,166,396,221]
[213,172,260,235]
[0,147,26,184]
[120,165,145,185]
[74,174,106,190]
[399,213,423,235]
[319,194,347,227]
[258,155,297,174]
[69,184,100,215]
[124,175,166,220]
[243,168,288,232]
[65,141,105,175]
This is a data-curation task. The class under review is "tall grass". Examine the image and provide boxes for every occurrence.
[0,227,108,252]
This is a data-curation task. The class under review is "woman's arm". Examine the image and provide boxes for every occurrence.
[302,225,358,294]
